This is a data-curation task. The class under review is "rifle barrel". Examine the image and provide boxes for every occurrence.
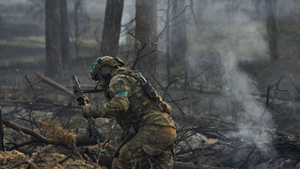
[82,89,104,93]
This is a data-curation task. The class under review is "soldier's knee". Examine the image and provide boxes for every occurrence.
[154,150,174,169]
[112,157,131,169]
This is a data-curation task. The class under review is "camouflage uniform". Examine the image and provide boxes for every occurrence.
[83,66,176,169]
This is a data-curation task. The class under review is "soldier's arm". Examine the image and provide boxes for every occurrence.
[88,75,131,118]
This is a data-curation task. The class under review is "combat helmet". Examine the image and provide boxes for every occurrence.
[90,56,125,80]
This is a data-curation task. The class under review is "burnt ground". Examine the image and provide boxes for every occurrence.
[2,15,300,169]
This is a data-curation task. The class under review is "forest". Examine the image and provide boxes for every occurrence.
[1,0,300,168]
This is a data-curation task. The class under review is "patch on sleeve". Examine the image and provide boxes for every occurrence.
[115,91,129,98]
[114,82,121,91]
[109,76,131,97]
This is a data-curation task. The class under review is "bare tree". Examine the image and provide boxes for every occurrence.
[166,0,172,83]
[252,0,262,17]
[72,0,82,58]
[70,0,90,58]
[0,12,2,30]
[45,0,62,78]
[100,0,124,57]
[135,0,158,84]
[0,106,4,151]
[265,0,278,60]
[60,0,70,69]
[170,0,187,80]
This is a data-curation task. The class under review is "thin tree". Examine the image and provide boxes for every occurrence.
[72,0,82,58]
[170,0,187,81]
[0,106,4,151]
[265,0,278,60]
[45,0,62,78]
[135,0,158,84]
[166,0,172,83]
[100,0,124,57]
[60,0,70,69]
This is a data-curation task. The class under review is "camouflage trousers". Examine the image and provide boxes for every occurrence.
[112,125,176,169]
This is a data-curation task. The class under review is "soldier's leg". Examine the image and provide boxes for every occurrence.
[153,149,174,169]
[141,126,176,169]
[112,157,132,169]
[112,128,147,169]
[112,126,176,169]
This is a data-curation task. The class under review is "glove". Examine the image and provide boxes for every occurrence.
[81,104,94,118]
[83,95,90,104]
[76,95,90,106]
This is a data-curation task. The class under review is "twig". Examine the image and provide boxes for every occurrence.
[289,74,300,95]
[163,74,181,100]
[139,59,187,119]
[8,140,38,151]
[0,66,37,100]
[57,154,74,164]
[157,4,192,41]
[238,146,257,169]
[72,143,84,160]
[9,144,53,169]
[189,0,200,31]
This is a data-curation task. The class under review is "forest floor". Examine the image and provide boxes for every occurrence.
[2,21,300,168]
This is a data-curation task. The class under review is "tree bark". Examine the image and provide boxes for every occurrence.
[170,0,187,78]
[45,0,62,78]
[0,106,4,151]
[265,0,279,60]
[100,0,124,57]
[60,0,70,69]
[135,0,158,85]
[166,0,172,83]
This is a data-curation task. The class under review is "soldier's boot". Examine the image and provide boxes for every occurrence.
[112,157,132,169]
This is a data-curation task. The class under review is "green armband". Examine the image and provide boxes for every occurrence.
[115,91,129,98]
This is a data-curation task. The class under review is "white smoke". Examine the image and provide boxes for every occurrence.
[190,0,276,158]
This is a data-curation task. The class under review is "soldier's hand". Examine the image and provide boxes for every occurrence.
[83,95,90,104]
[81,104,93,118]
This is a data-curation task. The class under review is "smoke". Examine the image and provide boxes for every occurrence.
[189,0,276,162]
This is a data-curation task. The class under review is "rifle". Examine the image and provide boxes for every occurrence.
[71,75,103,151]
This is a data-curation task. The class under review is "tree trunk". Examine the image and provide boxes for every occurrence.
[73,0,81,58]
[170,0,187,77]
[135,0,158,85]
[0,106,4,151]
[265,0,278,60]
[100,0,124,57]
[253,0,262,17]
[166,0,172,83]
[60,0,70,69]
[45,0,62,78]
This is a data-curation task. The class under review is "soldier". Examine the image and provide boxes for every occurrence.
[81,56,176,169]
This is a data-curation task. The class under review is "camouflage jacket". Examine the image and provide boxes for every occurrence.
[89,67,176,132]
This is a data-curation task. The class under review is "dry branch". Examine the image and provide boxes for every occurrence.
[2,118,118,152]
[8,144,53,169]
[36,73,74,96]
[2,118,57,144]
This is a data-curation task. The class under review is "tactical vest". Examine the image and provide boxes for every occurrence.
[110,67,172,130]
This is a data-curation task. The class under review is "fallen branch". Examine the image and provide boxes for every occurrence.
[9,144,53,169]
[2,118,57,144]
[2,117,117,152]
[37,73,74,97]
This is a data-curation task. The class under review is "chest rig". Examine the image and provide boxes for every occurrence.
[111,67,172,129]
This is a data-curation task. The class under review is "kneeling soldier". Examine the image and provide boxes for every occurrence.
[82,56,176,169]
